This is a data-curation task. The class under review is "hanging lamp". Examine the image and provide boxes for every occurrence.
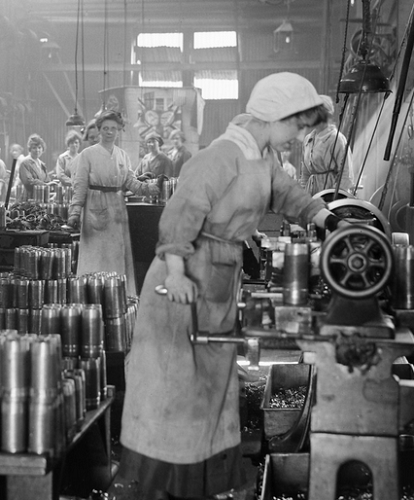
[339,0,389,94]
[273,20,294,53]
[94,0,109,119]
[273,0,295,54]
[66,0,85,126]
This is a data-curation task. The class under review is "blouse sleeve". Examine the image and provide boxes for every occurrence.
[56,154,72,186]
[270,159,326,227]
[123,153,152,196]
[155,149,232,259]
[332,133,354,190]
[69,151,90,217]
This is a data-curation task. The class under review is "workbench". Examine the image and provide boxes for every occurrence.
[126,202,164,294]
[0,387,115,500]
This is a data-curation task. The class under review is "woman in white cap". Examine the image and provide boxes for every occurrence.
[300,94,354,196]
[115,73,347,500]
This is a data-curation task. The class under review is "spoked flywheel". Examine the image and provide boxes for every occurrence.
[320,224,393,299]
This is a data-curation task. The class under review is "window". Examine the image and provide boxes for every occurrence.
[133,33,183,87]
[131,31,239,98]
[193,31,237,49]
[194,70,238,100]
[193,31,238,100]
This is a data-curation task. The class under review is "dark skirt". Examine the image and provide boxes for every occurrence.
[115,444,246,499]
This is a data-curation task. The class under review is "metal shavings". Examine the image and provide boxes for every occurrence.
[269,386,307,408]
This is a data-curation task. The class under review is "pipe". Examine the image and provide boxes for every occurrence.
[383,1,414,160]
[5,158,16,209]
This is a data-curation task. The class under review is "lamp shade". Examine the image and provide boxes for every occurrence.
[339,60,390,94]
[66,110,85,127]
[94,103,107,120]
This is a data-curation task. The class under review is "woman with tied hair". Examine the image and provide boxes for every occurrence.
[55,129,83,186]
[114,72,349,500]
[67,109,160,296]
[19,133,50,201]
[167,129,192,177]
[300,94,354,196]
[82,119,100,147]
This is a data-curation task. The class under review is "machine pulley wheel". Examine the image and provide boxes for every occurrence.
[312,188,355,203]
[327,198,391,239]
[320,224,393,299]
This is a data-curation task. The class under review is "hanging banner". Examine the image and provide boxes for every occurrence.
[100,86,203,170]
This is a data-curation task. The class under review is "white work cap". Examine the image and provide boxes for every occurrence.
[246,72,323,122]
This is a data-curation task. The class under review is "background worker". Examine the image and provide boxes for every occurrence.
[67,110,160,296]
[55,129,83,186]
[300,94,354,196]
[19,133,51,201]
[167,129,192,177]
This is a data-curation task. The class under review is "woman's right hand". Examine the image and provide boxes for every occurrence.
[137,172,154,182]
[67,214,80,230]
[164,273,198,304]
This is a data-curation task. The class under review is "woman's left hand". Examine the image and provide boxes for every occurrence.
[148,183,160,196]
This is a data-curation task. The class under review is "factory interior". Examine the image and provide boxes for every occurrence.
[1,0,414,499]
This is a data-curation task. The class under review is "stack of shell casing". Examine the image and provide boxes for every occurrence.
[0,269,139,410]
[0,330,86,456]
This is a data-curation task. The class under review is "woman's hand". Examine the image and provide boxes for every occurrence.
[164,253,198,304]
[148,183,160,196]
[164,273,198,304]
[67,214,80,230]
[137,172,154,182]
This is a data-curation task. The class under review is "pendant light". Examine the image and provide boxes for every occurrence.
[273,0,295,54]
[66,0,85,126]
[95,0,109,119]
[338,0,389,94]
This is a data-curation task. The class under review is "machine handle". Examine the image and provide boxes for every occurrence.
[155,285,200,342]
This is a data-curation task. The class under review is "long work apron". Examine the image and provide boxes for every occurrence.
[121,232,243,465]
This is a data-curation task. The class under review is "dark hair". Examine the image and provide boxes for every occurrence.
[65,130,82,147]
[83,119,98,141]
[169,129,185,141]
[27,133,46,152]
[96,110,125,130]
[145,132,164,147]
[282,104,329,128]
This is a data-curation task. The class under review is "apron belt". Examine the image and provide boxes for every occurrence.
[200,231,243,247]
[311,169,336,175]
[89,185,122,192]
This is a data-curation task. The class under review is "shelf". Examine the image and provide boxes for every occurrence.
[0,395,113,477]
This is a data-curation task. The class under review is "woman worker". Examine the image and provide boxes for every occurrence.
[55,129,83,186]
[116,73,347,500]
[19,133,50,201]
[136,132,173,179]
[300,94,354,196]
[66,110,160,297]
[83,119,100,147]
[167,129,192,177]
